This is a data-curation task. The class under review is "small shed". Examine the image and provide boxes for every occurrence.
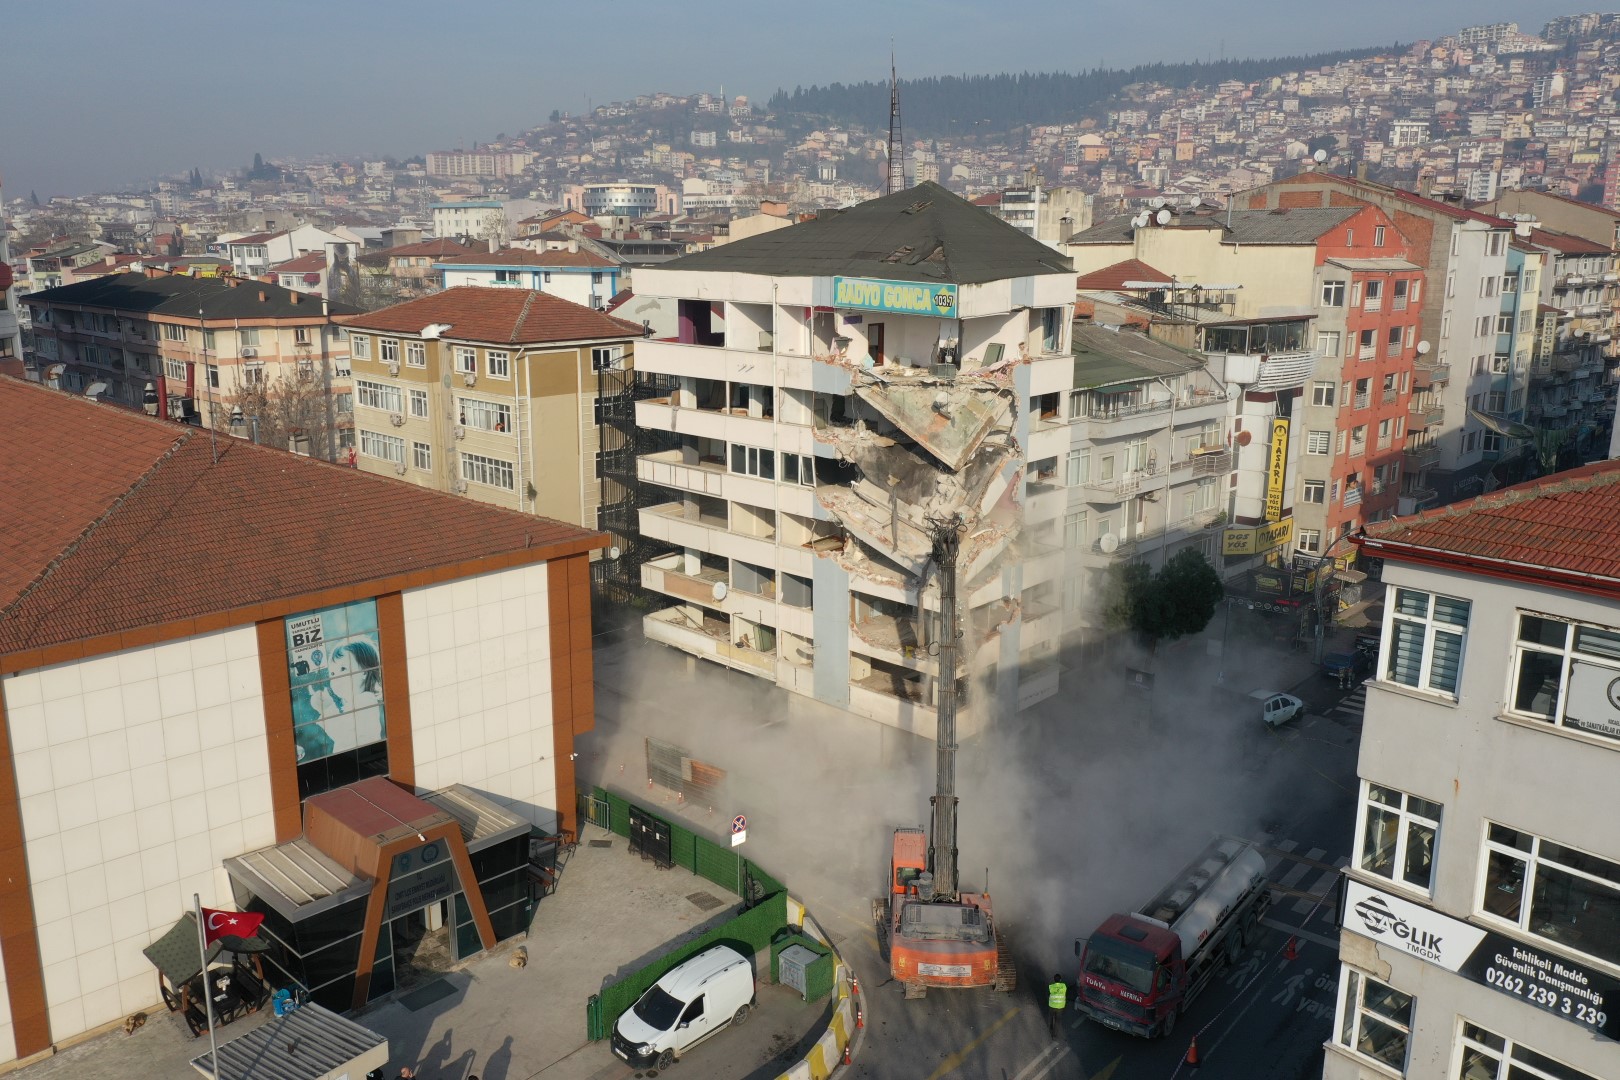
[189,1002,389,1080]
[142,913,272,1037]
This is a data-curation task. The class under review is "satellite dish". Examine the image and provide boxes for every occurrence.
[711,581,729,601]
[1099,533,1120,553]
[1150,196,1167,209]
[85,381,109,400]
[1155,209,1172,226]
[1416,340,1431,355]
[1313,148,1329,163]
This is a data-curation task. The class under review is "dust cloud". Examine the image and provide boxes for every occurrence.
[577,604,1338,978]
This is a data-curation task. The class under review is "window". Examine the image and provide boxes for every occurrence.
[1476,315,1493,338]
[1364,279,1383,308]
[1387,326,1403,355]
[1334,969,1412,1073]
[295,325,313,345]
[1384,589,1470,695]
[359,429,405,463]
[778,452,815,487]
[1350,424,1367,456]
[207,364,219,389]
[1064,510,1087,547]
[412,442,432,471]
[453,346,476,374]
[334,391,352,414]
[1321,281,1346,307]
[1509,613,1620,742]
[1457,1020,1603,1080]
[486,350,510,378]
[1495,314,1514,335]
[461,452,515,490]
[1486,390,1505,413]
[202,329,217,351]
[351,333,371,359]
[405,340,426,367]
[1358,329,1376,358]
[355,379,403,413]
[1373,225,1386,247]
[162,323,187,342]
[1302,480,1326,504]
[1479,824,1620,969]
[1480,276,1497,298]
[1356,783,1440,893]
[592,345,625,370]
[460,397,511,433]
[379,338,398,364]
[1306,430,1332,455]
[1316,331,1341,358]
[730,444,776,479]
[1297,528,1321,554]
[1487,231,1506,256]
[1463,430,1480,453]
[163,358,188,382]
[1065,449,1089,487]
[409,388,429,418]
[241,362,264,387]
[1336,429,1347,455]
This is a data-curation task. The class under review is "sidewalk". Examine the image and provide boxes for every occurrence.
[11,825,829,1080]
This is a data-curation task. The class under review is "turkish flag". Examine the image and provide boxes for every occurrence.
[201,908,266,945]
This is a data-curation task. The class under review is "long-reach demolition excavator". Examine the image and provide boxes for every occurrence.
[873,514,1015,998]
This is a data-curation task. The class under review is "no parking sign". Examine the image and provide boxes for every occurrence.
[731,814,747,847]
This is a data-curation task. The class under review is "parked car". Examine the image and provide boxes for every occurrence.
[612,945,756,1070]
[1251,690,1305,728]
[1322,650,1371,686]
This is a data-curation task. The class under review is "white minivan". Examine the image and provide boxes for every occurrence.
[611,945,756,1070]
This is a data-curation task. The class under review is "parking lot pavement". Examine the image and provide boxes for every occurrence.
[12,825,829,1080]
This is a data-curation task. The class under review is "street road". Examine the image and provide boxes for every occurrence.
[580,618,1373,1080]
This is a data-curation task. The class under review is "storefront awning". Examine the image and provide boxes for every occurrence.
[190,1002,388,1080]
[1467,408,1537,440]
[143,913,269,988]
[224,837,373,924]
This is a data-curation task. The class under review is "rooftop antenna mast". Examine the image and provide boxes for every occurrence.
[887,46,906,195]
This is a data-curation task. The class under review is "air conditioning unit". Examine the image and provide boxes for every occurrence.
[453,425,466,440]
[389,413,405,427]
[393,461,408,476]
[387,362,400,376]
[463,371,477,387]
[240,347,257,358]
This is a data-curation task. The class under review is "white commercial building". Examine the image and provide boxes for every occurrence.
[629,182,1076,737]
[1329,462,1620,1080]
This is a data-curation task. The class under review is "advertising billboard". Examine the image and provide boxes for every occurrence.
[832,276,958,317]
[1264,418,1289,523]
[285,599,386,764]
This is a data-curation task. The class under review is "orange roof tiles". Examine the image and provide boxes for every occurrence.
[1076,258,1175,291]
[342,286,642,345]
[0,378,601,656]
[271,252,327,273]
[1362,460,1620,587]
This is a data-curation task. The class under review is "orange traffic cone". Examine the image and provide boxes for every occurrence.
[1185,1036,1200,1067]
[1284,935,1299,961]
[856,1006,865,1029]
[843,1042,852,1065]
[851,974,860,996]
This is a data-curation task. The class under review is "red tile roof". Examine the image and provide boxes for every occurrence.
[227,231,283,246]
[0,377,601,656]
[342,286,642,345]
[271,252,327,273]
[1527,227,1612,256]
[438,248,614,268]
[1076,258,1175,291]
[1361,460,1620,590]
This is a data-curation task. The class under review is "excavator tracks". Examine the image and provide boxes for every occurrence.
[993,930,1017,992]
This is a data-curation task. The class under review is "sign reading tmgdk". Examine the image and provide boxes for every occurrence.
[833,276,957,317]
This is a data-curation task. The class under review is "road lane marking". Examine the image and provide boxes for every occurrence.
[1086,1055,1122,1080]
[1276,848,1326,890]
[1260,917,1338,950]
[1008,1040,1071,1080]
[923,1003,1022,1080]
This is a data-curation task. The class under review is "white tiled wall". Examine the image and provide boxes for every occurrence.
[0,626,275,1046]
[403,562,558,830]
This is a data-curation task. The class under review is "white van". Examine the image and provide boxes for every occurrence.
[611,945,756,1070]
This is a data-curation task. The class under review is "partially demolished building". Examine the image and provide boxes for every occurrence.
[630,182,1076,737]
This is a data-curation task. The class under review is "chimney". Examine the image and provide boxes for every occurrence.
[258,290,267,302]
[290,291,300,304]
[1418,173,1434,198]
[568,239,579,253]
[487,237,498,254]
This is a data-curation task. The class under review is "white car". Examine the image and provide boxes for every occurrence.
[1251,690,1305,728]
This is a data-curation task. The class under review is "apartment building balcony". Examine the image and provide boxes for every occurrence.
[637,450,727,497]
[633,337,832,393]
[635,396,780,444]
[1407,402,1444,429]
[851,612,934,671]
[848,670,939,739]
[1397,487,1438,515]
[643,606,776,676]
[1412,361,1450,387]
[1167,446,1233,477]
[1403,444,1441,469]
[637,500,779,567]
[1557,274,1586,288]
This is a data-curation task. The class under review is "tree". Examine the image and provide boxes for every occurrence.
[229,370,344,462]
[1105,548,1224,650]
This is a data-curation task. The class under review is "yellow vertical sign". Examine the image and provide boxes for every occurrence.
[1265,418,1289,523]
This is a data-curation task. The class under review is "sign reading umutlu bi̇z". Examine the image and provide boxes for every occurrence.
[1344,879,1617,1042]
[832,276,958,317]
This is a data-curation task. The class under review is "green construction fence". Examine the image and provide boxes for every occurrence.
[585,788,789,1041]
[770,930,835,1003]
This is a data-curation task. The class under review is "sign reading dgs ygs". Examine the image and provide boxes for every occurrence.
[1344,880,1617,1042]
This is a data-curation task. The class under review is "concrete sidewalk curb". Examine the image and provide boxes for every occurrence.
[772,897,865,1080]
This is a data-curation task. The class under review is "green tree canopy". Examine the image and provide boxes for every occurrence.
[1105,549,1224,648]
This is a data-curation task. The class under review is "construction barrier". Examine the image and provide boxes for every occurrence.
[771,907,857,1080]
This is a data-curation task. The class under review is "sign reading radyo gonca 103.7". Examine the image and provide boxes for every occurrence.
[832,276,958,317]
[1343,880,1617,1042]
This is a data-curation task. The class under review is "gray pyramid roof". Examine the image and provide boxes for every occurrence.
[666,181,1073,285]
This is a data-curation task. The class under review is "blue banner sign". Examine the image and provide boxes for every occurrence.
[832,276,957,317]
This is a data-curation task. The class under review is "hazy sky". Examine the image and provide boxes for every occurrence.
[0,1,1588,199]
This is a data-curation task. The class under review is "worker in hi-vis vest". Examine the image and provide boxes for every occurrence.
[1047,973,1068,1037]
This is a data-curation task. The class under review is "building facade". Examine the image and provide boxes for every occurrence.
[629,182,1075,736]
[436,248,622,310]
[564,182,678,219]
[0,378,601,1062]
[341,286,641,533]
[1331,462,1620,1080]
[0,180,18,362]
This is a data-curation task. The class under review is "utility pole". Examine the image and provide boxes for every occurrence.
[887,48,906,195]
[927,513,962,901]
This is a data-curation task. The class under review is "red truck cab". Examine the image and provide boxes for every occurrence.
[1076,916,1188,1038]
